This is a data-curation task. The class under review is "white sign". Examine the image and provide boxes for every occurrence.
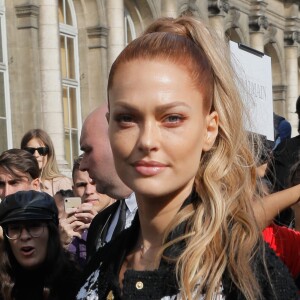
[230,41,274,141]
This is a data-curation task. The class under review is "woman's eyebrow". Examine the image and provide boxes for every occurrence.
[155,102,190,114]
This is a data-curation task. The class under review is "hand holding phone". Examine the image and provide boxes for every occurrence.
[64,197,82,213]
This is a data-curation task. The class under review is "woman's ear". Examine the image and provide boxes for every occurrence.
[203,111,219,152]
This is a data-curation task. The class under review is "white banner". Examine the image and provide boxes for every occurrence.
[230,41,274,141]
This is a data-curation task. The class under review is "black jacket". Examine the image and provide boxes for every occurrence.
[267,135,300,192]
[79,214,298,299]
[0,259,81,300]
[86,201,121,261]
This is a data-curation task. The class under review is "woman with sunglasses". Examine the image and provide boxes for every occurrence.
[0,190,81,300]
[21,129,72,196]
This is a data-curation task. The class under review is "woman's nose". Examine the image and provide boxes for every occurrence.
[33,149,40,157]
[137,121,159,153]
[19,227,31,240]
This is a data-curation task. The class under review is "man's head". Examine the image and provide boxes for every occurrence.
[0,149,40,199]
[79,105,132,199]
[72,155,115,212]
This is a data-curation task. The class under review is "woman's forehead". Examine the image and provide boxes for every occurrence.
[28,137,45,146]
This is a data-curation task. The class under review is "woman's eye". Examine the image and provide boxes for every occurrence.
[164,115,184,123]
[9,225,20,231]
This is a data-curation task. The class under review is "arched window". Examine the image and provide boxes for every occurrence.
[58,0,81,168]
[0,0,11,153]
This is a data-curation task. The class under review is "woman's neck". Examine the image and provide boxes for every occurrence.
[16,265,45,279]
[137,184,193,243]
[120,184,193,285]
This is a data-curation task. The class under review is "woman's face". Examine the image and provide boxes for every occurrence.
[108,59,218,199]
[7,221,49,270]
[26,138,48,170]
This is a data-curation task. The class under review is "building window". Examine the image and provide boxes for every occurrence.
[59,0,81,168]
[0,1,12,153]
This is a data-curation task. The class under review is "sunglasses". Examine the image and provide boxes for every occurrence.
[24,146,49,156]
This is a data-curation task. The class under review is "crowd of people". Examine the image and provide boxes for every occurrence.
[0,15,299,299]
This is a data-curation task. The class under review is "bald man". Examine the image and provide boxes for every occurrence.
[80,105,137,260]
[80,105,133,199]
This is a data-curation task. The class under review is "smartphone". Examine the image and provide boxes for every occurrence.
[64,197,82,213]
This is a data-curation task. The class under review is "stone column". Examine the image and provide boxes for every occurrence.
[272,85,287,114]
[107,0,125,70]
[39,0,68,169]
[208,0,229,38]
[249,1,268,52]
[14,4,40,144]
[86,25,109,109]
[284,31,300,136]
[161,0,177,18]
[249,16,268,52]
[249,30,265,52]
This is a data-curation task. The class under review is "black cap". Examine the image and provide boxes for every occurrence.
[0,190,58,225]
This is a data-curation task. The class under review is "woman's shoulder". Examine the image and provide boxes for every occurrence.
[52,175,72,184]
[52,176,73,190]
[222,243,298,299]
[42,176,72,196]
[248,243,297,299]
[261,243,298,299]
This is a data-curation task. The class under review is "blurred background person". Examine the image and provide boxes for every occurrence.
[0,149,40,200]
[79,106,133,199]
[72,154,115,212]
[20,128,72,196]
[266,96,300,227]
[79,106,137,261]
[273,112,292,150]
[260,162,300,290]
[59,155,116,266]
[268,96,300,192]
[0,190,81,300]
[0,148,41,240]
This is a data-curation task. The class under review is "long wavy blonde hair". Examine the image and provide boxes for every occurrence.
[108,17,264,299]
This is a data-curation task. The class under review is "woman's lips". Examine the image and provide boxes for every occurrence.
[20,246,35,256]
[133,161,167,176]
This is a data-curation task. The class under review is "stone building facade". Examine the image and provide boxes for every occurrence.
[0,0,299,170]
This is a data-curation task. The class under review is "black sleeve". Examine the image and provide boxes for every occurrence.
[260,244,298,299]
[223,243,298,299]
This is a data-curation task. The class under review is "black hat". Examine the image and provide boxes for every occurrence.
[0,190,58,225]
